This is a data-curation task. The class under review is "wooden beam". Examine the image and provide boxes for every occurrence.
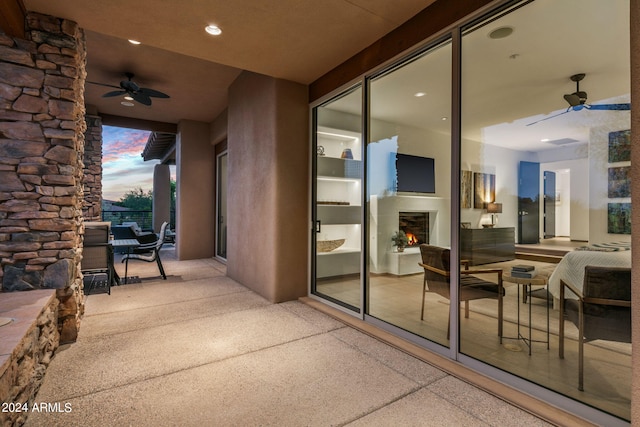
[309,0,495,102]
[0,0,26,39]
[99,113,177,134]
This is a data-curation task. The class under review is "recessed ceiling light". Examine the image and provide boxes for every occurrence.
[124,96,134,101]
[414,92,426,97]
[541,138,550,142]
[441,117,448,121]
[488,26,514,39]
[205,25,222,36]
[128,39,141,45]
[121,101,134,107]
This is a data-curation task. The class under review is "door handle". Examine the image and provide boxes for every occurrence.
[316,220,321,233]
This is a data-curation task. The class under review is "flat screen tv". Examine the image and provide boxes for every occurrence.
[395,153,435,193]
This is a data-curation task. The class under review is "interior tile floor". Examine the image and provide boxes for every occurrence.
[23,247,554,427]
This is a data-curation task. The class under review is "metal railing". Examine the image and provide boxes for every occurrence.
[101,210,175,231]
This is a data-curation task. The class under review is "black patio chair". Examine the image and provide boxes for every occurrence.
[121,221,168,280]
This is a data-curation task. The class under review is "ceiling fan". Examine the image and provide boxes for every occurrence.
[527,73,630,126]
[88,72,170,106]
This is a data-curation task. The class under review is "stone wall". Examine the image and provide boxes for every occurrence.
[82,115,102,221]
[0,12,87,343]
[0,291,59,427]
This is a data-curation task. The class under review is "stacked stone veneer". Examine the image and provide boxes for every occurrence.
[0,12,87,343]
[82,115,102,221]
[0,292,59,427]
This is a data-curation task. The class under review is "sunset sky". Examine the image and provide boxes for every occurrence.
[102,126,160,201]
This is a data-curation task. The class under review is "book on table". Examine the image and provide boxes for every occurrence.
[510,270,537,279]
[511,264,535,272]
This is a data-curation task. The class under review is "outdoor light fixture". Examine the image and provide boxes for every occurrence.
[205,25,222,35]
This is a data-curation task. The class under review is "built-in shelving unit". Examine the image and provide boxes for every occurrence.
[315,127,362,278]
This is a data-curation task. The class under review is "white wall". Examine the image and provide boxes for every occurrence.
[539,158,589,241]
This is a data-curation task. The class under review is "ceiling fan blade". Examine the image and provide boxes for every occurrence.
[526,109,571,126]
[140,88,170,98]
[103,90,127,98]
[587,103,631,111]
[132,92,152,106]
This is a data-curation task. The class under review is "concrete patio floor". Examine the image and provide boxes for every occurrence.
[24,248,551,426]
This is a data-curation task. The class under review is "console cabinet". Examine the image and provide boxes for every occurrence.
[460,227,515,265]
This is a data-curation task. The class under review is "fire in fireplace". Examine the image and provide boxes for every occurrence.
[399,212,429,247]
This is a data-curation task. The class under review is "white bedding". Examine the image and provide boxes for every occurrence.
[547,249,632,300]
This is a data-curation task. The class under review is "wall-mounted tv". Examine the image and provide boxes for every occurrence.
[395,153,435,193]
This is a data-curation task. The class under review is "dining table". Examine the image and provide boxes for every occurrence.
[110,239,140,284]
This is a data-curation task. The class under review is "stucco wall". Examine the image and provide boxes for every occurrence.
[631,1,639,424]
[226,71,308,302]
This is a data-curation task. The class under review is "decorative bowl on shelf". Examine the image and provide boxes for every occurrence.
[482,224,495,228]
[317,239,345,252]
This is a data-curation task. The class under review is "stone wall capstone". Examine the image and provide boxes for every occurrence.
[0,12,87,342]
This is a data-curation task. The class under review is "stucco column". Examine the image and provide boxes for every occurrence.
[175,120,215,259]
[152,164,171,232]
[226,72,308,302]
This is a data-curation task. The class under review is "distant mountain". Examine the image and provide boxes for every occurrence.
[102,200,131,211]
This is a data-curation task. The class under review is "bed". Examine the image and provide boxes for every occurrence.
[547,243,631,301]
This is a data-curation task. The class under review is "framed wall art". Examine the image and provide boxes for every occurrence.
[608,166,631,198]
[608,129,631,163]
[461,170,473,208]
[474,172,495,209]
[608,203,632,234]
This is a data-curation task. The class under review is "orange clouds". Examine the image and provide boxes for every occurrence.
[102,126,151,164]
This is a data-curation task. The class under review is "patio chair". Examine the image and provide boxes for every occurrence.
[558,266,631,391]
[419,244,504,340]
[121,221,168,280]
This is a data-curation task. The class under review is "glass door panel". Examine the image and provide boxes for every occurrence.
[460,0,631,420]
[216,151,227,260]
[367,40,452,345]
[312,87,363,311]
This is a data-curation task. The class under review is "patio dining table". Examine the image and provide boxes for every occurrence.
[110,239,140,284]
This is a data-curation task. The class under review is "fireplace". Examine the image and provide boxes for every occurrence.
[399,212,429,247]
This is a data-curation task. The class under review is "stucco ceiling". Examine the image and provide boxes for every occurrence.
[22,0,436,125]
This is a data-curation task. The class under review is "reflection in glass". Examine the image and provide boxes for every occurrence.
[460,0,631,420]
[366,41,452,345]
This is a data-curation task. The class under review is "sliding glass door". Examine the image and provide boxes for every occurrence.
[216,151,227,260]
[311,0,631,422]
[312,86,363,311]
[460,0,631,420]
[366,40,452,346]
